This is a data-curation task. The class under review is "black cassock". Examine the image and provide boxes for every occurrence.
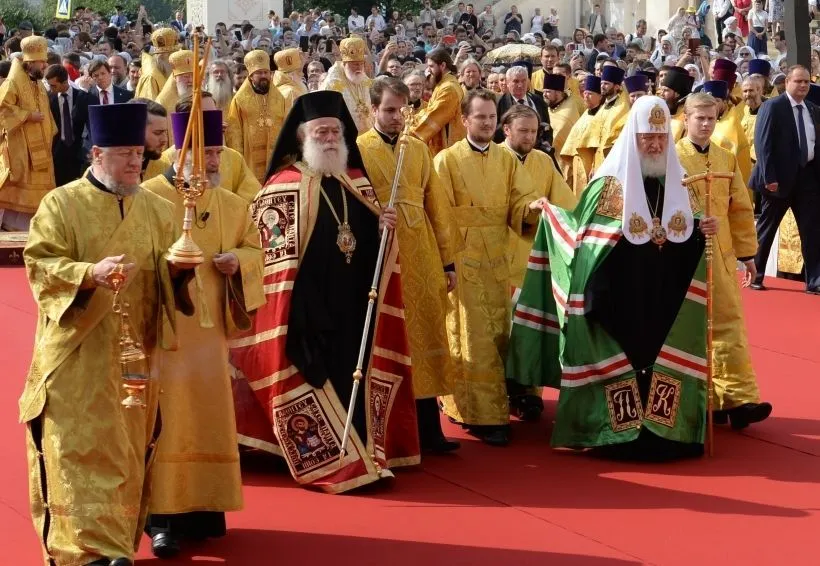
[585,177,706,460]
[286,176,380,442]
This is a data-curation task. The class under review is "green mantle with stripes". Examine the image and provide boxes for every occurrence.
[506,176,708,448]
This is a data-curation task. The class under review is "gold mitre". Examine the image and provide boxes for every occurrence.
[274,48,302,74]
[21,36,48,62]
[151,28,179,54]
[245,49,271,75]
[340,37,366,63]
[169,50,194,76]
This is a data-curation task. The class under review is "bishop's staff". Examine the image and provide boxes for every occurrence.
[682,161,734,457]
[338,106,417,465]
[166,32,213,265]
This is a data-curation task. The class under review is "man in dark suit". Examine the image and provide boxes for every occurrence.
[585,34,609,74]
[751,65,820,294]
[45,64,91,186]
[494,62,552,154]
[87,59,134,105]
[170,11,186,33]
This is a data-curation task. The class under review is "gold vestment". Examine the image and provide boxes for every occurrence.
[559,107,600,195]
[135,52,168,100]
[0,58,56,214]
[548,94,582,157]
[226,80,286,184]
[411,73,466,155]
[142,176,264,515]
[357,129,461,398]
[677,139,761,408]
[434,140,539,425]
[593,91,629,168]
[21,178,189,565]
[713,102,753,185]
[274,70,308,113]
[321,62,374,133]
[503,145,576,289]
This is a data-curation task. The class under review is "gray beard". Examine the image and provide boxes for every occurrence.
[640,153,667,178]
[207,77,233,108]
[96,170,140,197]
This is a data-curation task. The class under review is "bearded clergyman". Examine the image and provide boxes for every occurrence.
[273,47,308,112]
[321,37,374,133]
[226,49,287,184]
[207,60,234,112]
[135,28,178,100]
[508,96,720,461]
[229,91,421,493]
[0,36,56,231]
[155,50,194,147]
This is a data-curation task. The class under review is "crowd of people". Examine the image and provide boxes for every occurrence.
[1,2,819,565]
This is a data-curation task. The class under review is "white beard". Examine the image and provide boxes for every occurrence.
[343,66,367,85]
[96,170,140,197]
[176,81,192,97]
[640,153,667,178]
[207,172,221,188]
[302,137,349,177]
[207,77,233,108]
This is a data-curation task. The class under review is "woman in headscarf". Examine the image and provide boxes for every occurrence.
[651,36,675,69]
[684,63,703,89]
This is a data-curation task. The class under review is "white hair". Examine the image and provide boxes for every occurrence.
[298,119,348,176]
[506,65,529,81]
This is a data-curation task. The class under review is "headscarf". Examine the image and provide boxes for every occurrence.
[591,95,693,245]
[684,63,703,88]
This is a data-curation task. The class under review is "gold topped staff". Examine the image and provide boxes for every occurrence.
[166,32,213,265]
[338,106,417,466]
[682,161,734,457]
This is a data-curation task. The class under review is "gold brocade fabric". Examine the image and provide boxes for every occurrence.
[273,70,308,114]
[531,73,585,115]
[548,95,582,157]
[0,59,56,213]
[135,52,168,100]
[559,109,599,193]
[226,80,286,184]
[21,179,185,565]
[144,155,172,182]
[155,79,180,147]
[320,63,374,133]
[671,107,686,143]
[777,210,804,275]
[411,73,466,155]
[593,92,629,168]
[713,102,753,186]
[163,146,261,203]
[740,105,758,162]
[504,146,577,289]
[677,140,761,408]
[142,177,264,514]
[357,130,461,398]
[434,141,539,425]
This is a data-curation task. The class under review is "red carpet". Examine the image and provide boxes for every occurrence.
[1,267,818,565]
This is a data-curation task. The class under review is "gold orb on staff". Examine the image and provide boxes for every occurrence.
[166,32,213,265]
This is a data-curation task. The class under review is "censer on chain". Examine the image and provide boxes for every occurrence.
[107,264,149,408]
[166,32,212,266]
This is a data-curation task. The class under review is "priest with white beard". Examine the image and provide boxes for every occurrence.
[156,50,194,147]
[207,60,234,112]
[229,91,422,494]
[320,37,374,133]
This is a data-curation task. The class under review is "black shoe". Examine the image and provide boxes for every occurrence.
[466,425,509,447]
[727,402,773,430]
[422,436,461,454]
[151,532,180,559]
[109,560,133,566]
[749,282,767,291]
[510,394,544,422]
[712,410,729,425]
[806,288,820,295]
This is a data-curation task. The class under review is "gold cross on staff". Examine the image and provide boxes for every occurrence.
[680,159,735,458]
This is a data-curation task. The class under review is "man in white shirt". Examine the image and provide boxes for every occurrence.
[366,6,387,31]
[348,8,365,31]
[713,0,733,43]
[419,1,435,24]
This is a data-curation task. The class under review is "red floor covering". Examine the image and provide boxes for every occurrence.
[1,267,818,566]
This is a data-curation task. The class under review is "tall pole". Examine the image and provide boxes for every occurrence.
[785,0,811,68]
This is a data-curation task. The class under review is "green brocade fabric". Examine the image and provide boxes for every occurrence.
[507,176,708,449]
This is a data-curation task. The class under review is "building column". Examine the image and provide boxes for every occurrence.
[187,0,284,33]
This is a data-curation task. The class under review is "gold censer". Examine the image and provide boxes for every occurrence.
[108,264,150,408]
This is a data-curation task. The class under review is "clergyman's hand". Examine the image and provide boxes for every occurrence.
[213,252,239,276]
[28,111,45,123]
[700,216,718,236]
[765,182,778,193]
[741,260,757,288]
[529,197,549,211]
[92,254,137,289]
[379,206,397,231]
[445,271,457,292]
